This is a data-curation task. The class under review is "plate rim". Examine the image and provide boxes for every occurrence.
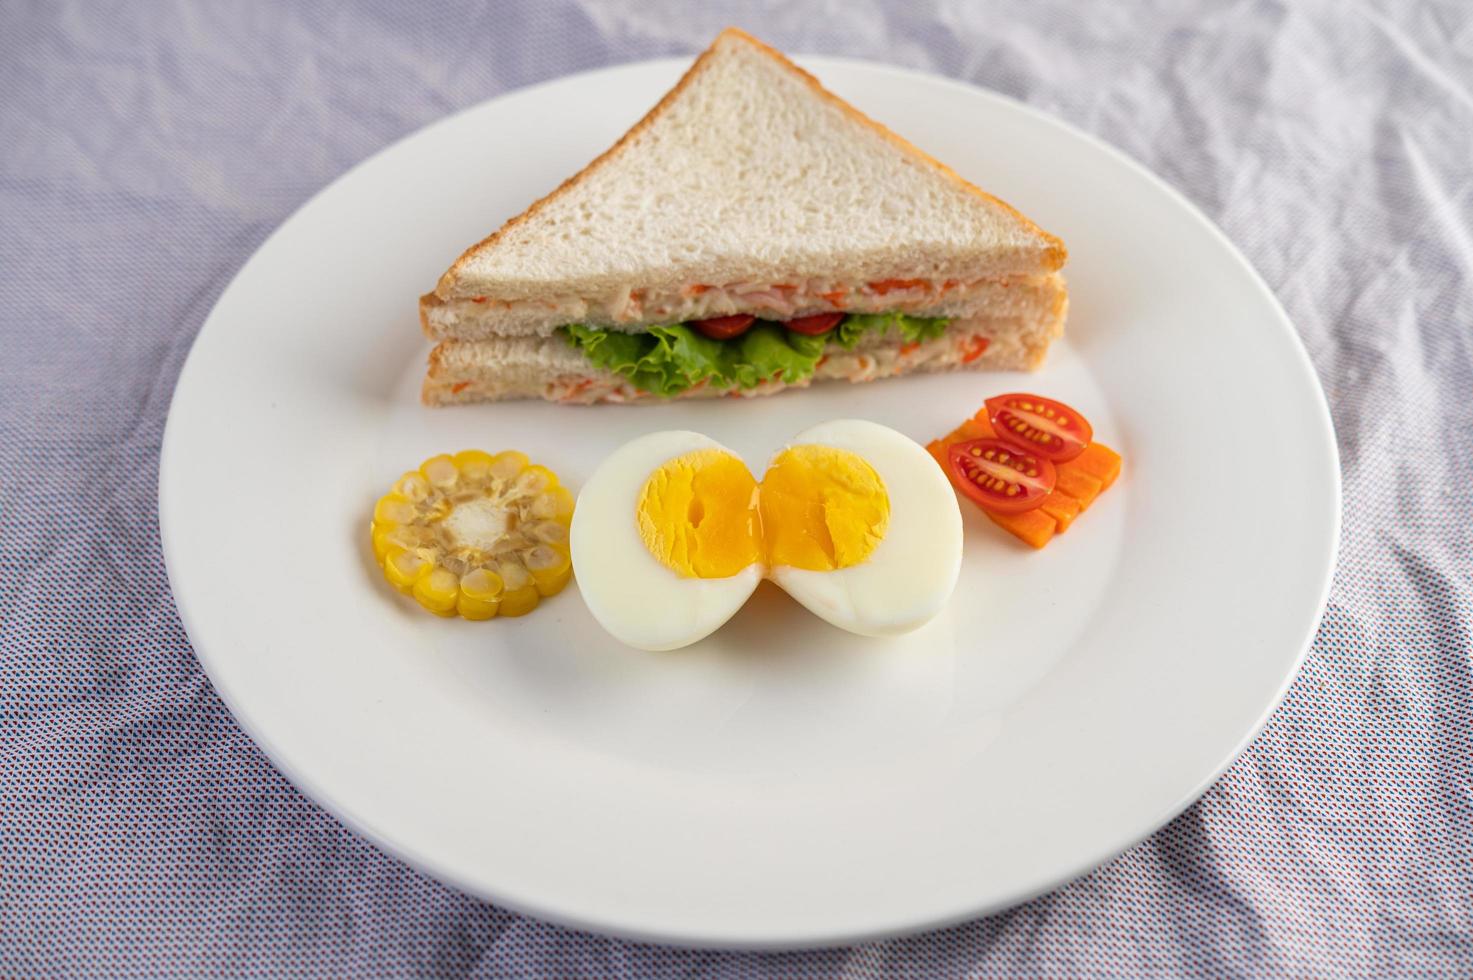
[159,52,1342,949]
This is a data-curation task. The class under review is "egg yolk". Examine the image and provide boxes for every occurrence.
[759,445,889,571]
[637,449,761,578]
[636,444,890,578]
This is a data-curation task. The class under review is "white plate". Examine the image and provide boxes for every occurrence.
[160,55,1339,948]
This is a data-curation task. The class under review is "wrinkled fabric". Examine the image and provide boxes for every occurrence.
[3,0,1472,975]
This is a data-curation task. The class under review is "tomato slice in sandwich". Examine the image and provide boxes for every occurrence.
[691,314,755,339]
[985,393,1093,463]
[784,312,845,335]
[947,438,1056,514]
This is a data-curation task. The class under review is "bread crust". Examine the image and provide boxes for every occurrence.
[434,27,1065,301]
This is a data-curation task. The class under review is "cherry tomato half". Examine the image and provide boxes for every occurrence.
[785,312,845,335]
[947,438,1057,514]
[691,314,755,340]
[985,393,1093,463]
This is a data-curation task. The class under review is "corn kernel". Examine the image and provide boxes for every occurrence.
[460,567,504,600]
[421,454,459,489]
[527,520,569,546]
[374,494,415,526]
[383,548,431,594]
[499,584,540,617]
[497,559,531,592]
[377,525,428,562]
[413,565,461,614]
[457,568,503,620]
[530,486,575,522]
[370,523,396,561]
[489,451,529,482]
[525,544,572,596]
[458,593,500,620]
[393,471,431,501]
[454,449,495,485]
[513,465,558,496]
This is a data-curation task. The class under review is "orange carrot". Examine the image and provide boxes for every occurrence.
[986,508,1056,549]
[1068,442,1122,491]
[1039,491,1081,532]
[1054,467,1103,509]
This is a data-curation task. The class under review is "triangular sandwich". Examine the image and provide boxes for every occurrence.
[422,28,1066,405]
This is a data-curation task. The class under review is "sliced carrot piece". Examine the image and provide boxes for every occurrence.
[926,439,950,473]
[968,413,998,439]
[986,508,1056,549]
[1068,442,1122,491]
[949,419,991,443]
[1055,467,1103,509]
[927,420,988,465]
[1039,490,1082,531]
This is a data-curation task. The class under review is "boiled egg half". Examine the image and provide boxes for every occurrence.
[570,420,962,651]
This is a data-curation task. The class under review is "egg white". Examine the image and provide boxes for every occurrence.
[570,430,762,652]
[768,419,962,637]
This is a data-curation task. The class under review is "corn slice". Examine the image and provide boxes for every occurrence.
[489,451,529,483]
[372,450,573,621]
[525,544,572,596]
[414,566,461,614]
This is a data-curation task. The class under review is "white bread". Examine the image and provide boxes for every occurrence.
[424,289,1067,406]
[430,28,1064,311]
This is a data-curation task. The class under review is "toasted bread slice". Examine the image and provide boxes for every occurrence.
[431,27,1065,312]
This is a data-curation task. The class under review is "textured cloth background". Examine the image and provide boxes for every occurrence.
[3,0,1471,975]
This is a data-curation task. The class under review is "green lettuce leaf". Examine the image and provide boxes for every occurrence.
[732,323,828,387]
[559,312,949,397]
[560,321,828,397]
[832,311,951,350]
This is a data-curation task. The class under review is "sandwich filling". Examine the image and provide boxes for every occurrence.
[558,312,950,398]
